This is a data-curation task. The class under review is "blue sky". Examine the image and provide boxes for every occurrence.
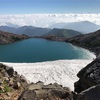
[0,0,100,14]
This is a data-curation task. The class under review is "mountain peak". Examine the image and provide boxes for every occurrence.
[49,21,100,33]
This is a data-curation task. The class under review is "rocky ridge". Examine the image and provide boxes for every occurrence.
[0,30,29,45]
[43,28,81,38]
[67,29,100,55]
[0,63,28,100]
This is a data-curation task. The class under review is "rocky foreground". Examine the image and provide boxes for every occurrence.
[74,54,100,100]
[1,55,100,100]
[0,63,73,100]
[0,63,28,100]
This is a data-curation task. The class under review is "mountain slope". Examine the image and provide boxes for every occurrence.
[49,22,67,29]
[14,26,36,34]
[0,26,51,37]
[0,30,28,45]
[49,21,100,33]
[67,29,100,55]
[0,26,16,33]
[23,27,51,37]
[43,28,81,38]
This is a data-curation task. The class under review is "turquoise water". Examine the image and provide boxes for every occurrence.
[0,38,95,63]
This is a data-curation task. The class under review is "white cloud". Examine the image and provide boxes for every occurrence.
[0,13,100,27]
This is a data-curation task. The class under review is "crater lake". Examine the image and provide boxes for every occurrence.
[0,38,95,63]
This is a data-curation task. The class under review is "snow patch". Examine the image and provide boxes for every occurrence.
[1,60,92,90]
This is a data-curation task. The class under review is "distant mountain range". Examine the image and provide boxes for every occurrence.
[49,21,100,33]
[0,21,99,38]
[43,28,81,38]
[0,26,51,37]
[0,30,28,45]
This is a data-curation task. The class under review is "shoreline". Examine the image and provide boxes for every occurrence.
[29,36,99,58]
[33,36,97,56]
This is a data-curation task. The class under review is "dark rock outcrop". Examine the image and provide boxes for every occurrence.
[0,30,29,45]
[77,85,100,100]
[6,67,14,77]
[67,29,100,55]
[74,55,100,93]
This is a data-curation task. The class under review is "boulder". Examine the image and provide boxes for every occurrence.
[48,89,73,100]
[20,75,27,82]
[0,79,3,84]
[18,89,36,100]
[0,63,7,69]
[74,54,100,93]
[13,82,21,89]
[18,82,73,100]
[77,85,100,100]
[6,67,14,77]
[3,72,9,78]
[28,83,43,90]
[3,77,9,83]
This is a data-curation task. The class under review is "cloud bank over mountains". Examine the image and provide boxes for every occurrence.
[0,13,100,27]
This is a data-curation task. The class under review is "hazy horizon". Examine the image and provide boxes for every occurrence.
[0,0,100,27]
[0,13,100,27]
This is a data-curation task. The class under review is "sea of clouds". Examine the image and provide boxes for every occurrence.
[0,13,100,27]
